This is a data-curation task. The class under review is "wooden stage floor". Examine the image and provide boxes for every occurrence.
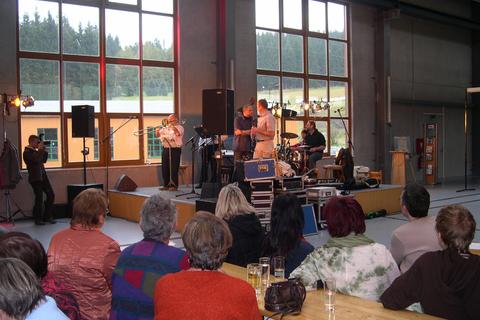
[108,184,403,231]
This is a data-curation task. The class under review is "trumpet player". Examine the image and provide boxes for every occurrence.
[156,114,184,191]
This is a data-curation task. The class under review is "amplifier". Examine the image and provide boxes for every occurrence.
[306,187,337,199]
[251,194,273,202]
[251,180,274,192]
[274,176,303,191]
[237,159,276,181]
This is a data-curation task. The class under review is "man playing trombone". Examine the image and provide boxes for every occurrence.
[156,114,184,191]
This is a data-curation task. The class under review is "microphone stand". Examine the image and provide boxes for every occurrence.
[101,117,135,192]
[335,109,355,152]
[177,135,201,198]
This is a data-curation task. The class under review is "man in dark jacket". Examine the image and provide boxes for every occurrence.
[380,205,480,319]
[23,135,55,225]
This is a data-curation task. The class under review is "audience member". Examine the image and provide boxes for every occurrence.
[390,183,441,273]
[0,257,68,320]
[290,197,399,300]
[154,211,261,320]
[215,184,264,267]
[48,188,120,320]
[381,205,480,319]
[110,194,189,320]
[261,193,314,277]
[0,232,80,320]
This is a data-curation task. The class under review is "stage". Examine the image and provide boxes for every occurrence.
[108,184,403,230]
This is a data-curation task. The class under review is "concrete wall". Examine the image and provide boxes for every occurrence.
[389,14,472,182]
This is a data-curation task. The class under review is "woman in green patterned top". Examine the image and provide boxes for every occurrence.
[290,197,400,300]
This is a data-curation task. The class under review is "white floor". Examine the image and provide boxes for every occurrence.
[4,180,480,251]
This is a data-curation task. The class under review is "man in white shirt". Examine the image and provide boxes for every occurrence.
[390,183,442,273]
[251,99,275,159]
[156,114,184,191]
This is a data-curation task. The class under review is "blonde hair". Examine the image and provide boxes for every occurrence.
[71,188,108,228]
[215,184,255,220]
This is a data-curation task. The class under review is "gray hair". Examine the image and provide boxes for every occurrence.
[0,258,44,320]
[215,184,256,220]
[139,193,176,243]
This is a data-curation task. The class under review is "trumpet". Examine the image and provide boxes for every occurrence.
[133,119,185,136]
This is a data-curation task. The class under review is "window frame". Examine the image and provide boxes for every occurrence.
[256,0,351,156]
[16,0,178,168]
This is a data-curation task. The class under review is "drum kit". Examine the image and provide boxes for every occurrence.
[276,132,311,175]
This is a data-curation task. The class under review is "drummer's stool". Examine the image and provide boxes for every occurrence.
[323,164,344,181]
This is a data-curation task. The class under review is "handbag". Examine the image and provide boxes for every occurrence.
[264,278,306,318]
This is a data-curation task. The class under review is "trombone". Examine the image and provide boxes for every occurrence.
[133,119,185,136]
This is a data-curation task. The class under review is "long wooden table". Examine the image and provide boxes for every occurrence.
[221,263,439,320]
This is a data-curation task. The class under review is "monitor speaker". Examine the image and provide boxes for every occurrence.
[114,174,138,192]
[202,89,234,135]
[72,105,95,137]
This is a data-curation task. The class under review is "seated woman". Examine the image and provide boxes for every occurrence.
[334,147,354,185]
[48,188,120,320]
[0,232,80,319]
[110,193,189,320]
[215,184,264,267]
[381,205,480,319]
[261,193,314,278]
[154,211,261,320]
[290,197,399,300]
[0,257,68,320]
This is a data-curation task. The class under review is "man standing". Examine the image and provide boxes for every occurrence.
[157,114,184,191]
[233,104,254,161]
[390,183,442,273]
[304,120,326,169]
[252,99,275,159]
[23,135,55,225]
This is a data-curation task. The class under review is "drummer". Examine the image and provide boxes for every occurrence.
[291,129,308,149]
[305,120,326,169]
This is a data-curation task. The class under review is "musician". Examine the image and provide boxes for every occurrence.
[23,135,55,225]
[156,114,184,191]
[291,129,308,149]
[252,99,275,159]
[305,120,326,169]
[233,104,254,161]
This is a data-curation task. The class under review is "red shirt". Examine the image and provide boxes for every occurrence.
[154,270,261,320]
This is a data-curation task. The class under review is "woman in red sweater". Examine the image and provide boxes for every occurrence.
[154,211,261,320]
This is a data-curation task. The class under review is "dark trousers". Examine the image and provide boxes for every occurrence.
[200,144,217,184]
[162,148,181,187]
[30,175,55,222]
[308,151,324,169]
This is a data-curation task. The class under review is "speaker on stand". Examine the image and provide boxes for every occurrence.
[72,105,95,185]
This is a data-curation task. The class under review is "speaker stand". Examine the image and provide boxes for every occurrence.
[81,137,89,185]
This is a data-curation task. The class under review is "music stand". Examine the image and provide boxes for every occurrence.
[176,134,201,198]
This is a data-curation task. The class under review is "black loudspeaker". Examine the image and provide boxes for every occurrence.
[72,105,95,137]
[67,183,103,217]
[114,174,138,192]
[202,89,234,135]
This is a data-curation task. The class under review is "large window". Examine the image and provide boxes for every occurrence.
[256,0,350,156]
[18,0,176,168]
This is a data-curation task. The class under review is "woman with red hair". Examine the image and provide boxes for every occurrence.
[290,197,399,300]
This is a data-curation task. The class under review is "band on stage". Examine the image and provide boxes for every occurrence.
[157,98,331,190]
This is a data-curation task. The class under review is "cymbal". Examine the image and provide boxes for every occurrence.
[297,145,311,149]
[280,132,298,139]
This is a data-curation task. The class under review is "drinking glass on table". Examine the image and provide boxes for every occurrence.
[246,263,261,295]
[273,256,285,280]
[259,257,271,289]
[323,277,336,312]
